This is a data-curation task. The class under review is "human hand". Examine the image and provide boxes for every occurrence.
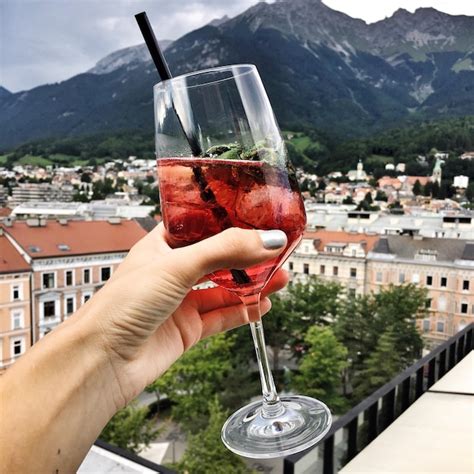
[79,224,289,408]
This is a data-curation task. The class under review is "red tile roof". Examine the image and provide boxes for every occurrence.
[1,220,147,258]
[303,230,380,253]
[0,208,12,217]
[0,234,30,274]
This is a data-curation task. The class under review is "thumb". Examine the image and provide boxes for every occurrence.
[171,228,288,286]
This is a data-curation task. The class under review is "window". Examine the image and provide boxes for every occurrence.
[441,277,447,287]
[436,321,445,333]
[83,268,91,284]
[11,310,23,330]
[303,264,309,275]
[348,288,356,298]
[12,338,24,357]
[350,268,357,278]
[376,272,382,283]
[320,265,325,275]
[461,303,468,314]
[463,280,470,291]
[333,266,338,276]
[425,298,432,309]
[288,262,294,271]
[42,273,55,289]
[83,293,92,304]
[43,301,55,318]
[412,273,420,284]
[66,297,74,315]
[426,275,433,286]
[12,285,21,301]
[65,270,73,286]
[422,319,430,333]
[101,267,111,282]
[399,272,405,284]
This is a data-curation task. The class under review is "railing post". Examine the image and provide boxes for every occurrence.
[427,358,436,387]
[438,349,446,378]
[466,328,473,354]
[457,335,465,362]
[323,435,335,474]
[415,367,424,399]
[381,388,396,430]
[448,342,456,369]
[347,417,358,463]
[400,377,411,412]
[366,403,378,443]
[283,458,295,474]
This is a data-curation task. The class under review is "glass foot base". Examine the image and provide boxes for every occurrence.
[221,396,332,459]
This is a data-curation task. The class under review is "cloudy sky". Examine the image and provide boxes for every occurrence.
[1,0,473,92]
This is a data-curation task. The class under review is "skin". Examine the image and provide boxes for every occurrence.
[0,225,288,472]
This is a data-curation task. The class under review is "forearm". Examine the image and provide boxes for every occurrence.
[0,312,121,473]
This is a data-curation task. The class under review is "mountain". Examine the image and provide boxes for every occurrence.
[1,0,473,149]
[0,87,11,99]
[87,41,172,75]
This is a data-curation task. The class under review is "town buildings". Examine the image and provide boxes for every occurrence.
[285,230,474,347]
[368,236,474,346]
[0,218,147,370]
[10,182,74,207]
[0,231,31,372]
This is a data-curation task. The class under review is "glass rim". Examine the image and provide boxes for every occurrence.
[153,64,257,92]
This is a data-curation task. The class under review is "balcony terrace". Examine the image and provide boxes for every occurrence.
[284,323,473,474]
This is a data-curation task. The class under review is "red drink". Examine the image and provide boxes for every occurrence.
[158,157,306,296]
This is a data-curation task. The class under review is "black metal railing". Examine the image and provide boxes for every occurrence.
[283,323,473,474]
[94,439,176,473]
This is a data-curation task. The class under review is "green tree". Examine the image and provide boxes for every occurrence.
[342,195,354,204]
[334,285,426,397]
[293,326,348,413]
[178,398,252,474]
[375,190,387,201]
[373,285,426,365]
[412,179,422,196]
[423,181,433,197]
[284,278,343,358]
[364,191,373,204]
[264,293,296,371]
[100,402,159,454]
[353,327,405,400]
[80,172,92,183]
[147,334,233,433]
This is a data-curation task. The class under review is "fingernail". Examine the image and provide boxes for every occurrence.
[258,230,287,250]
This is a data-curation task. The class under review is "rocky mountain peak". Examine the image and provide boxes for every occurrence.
[0,86,11,98]
[88,40,172,75]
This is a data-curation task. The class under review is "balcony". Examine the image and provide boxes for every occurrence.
[283,323,473,473]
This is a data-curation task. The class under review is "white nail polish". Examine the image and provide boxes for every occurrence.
[258,230,287,250]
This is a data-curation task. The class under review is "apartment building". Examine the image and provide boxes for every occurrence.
[287,231,474,346]
[368,236,474,347]
[1,219,146,341]
[283,231,380,296]
[10,182,74,207]
[0,231,31,372]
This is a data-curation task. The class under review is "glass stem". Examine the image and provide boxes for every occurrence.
[241,294,284,418]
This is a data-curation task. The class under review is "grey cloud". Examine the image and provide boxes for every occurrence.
[1,0,262,92]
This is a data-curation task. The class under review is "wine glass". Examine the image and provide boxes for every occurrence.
[154,64,331,458]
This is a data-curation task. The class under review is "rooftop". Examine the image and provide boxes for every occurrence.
[303,230,380,254]
[372,235,474,262]
[0,233,31,274]
[1,219,146,258]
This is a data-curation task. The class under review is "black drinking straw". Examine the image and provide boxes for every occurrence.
[135,12,202,157]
